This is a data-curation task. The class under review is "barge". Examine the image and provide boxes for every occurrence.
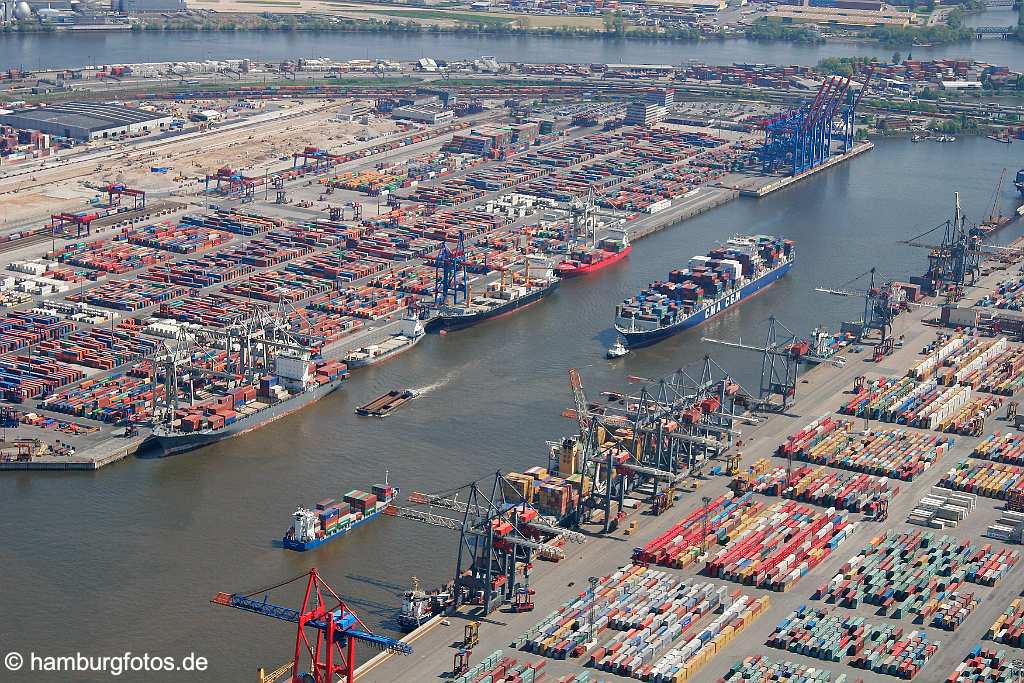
[282,477,397,551]
[615,235,794,348]
[355,389,417,417]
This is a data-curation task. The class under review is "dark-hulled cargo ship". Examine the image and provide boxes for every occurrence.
[614,235,794,348]
[150,352,348,456]
[437,259,558,331]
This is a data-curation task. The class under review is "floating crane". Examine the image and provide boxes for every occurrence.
[211,568,411,683]
[704,316,845,411]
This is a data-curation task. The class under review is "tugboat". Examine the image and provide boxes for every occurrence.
[606,339,629,359]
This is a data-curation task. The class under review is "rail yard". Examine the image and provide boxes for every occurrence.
[3,54,1024,683]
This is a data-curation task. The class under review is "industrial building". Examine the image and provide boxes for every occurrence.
[110,0,185,12]
[0,102,173,141]
[390,105,454,125]
[645,89,675,108]
[767,3,914,27]
[624,101,667,127]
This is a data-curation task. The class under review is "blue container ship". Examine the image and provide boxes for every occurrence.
[614,235,794,348]
[281,477,398,552]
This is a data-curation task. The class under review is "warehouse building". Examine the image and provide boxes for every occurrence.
[0,102,174,141]
[391,104,454,125]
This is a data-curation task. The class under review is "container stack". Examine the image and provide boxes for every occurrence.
[940,460,1024,500]
[742,465,894,513]
[907,486,976,529]
[849,625,939,679]
[705,501,855,591]
[930,591,978,631]
[778,417,952,481]
[343,489,378,515]
[717,656,846,682]
[973,432,1024,465]
[766,606,865,662]
[631,492,761,568]
[946,646,1016,683]
[985,597,1024,645]
[646,593,770,683]
[985,510,1024,543]
[813,530,1018,619]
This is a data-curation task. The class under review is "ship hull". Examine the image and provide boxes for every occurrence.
[438,280,559,331]
[281,502,390,552]
[151,377,346,457]
[346,333,424,368]
[557,246,632,278]
[616,260,792,348]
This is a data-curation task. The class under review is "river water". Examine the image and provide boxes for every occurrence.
[1,135,1020,680]
[0,29,1021,71]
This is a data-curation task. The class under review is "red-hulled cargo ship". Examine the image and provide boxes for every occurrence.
[556,236,631,278]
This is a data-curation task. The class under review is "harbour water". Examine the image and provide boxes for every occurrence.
[0,136,1021,679]
[0,30,1021,71]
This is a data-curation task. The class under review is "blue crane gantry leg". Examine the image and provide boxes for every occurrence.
[759,63,875,176]
[434,231,468,306]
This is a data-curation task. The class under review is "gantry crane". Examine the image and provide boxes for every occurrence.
[816,268,908,345]
[899,192,1024,300]
[384,472,583,615]
[564,360,752,531]
[211,568,411,683]
[759,62,875,176]
[104,183,146,210]
[434,231,468,306]
[704,316,845,411]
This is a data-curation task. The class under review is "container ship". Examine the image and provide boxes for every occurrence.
[614,235,794,348]
[556,236,631,278]
[345,317,425,368]
[282,478,397,552]
[437,259,558,331]
[150,351,348,456]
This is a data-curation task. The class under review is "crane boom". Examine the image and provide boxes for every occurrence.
[383,505,567,559]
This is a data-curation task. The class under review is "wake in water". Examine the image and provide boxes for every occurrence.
[411,374,454,396]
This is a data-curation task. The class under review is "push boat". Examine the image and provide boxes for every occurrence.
[614,235,794,349]
[282,475,397,552]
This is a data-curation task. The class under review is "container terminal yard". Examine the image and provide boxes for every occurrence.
[3,54,1024,683]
